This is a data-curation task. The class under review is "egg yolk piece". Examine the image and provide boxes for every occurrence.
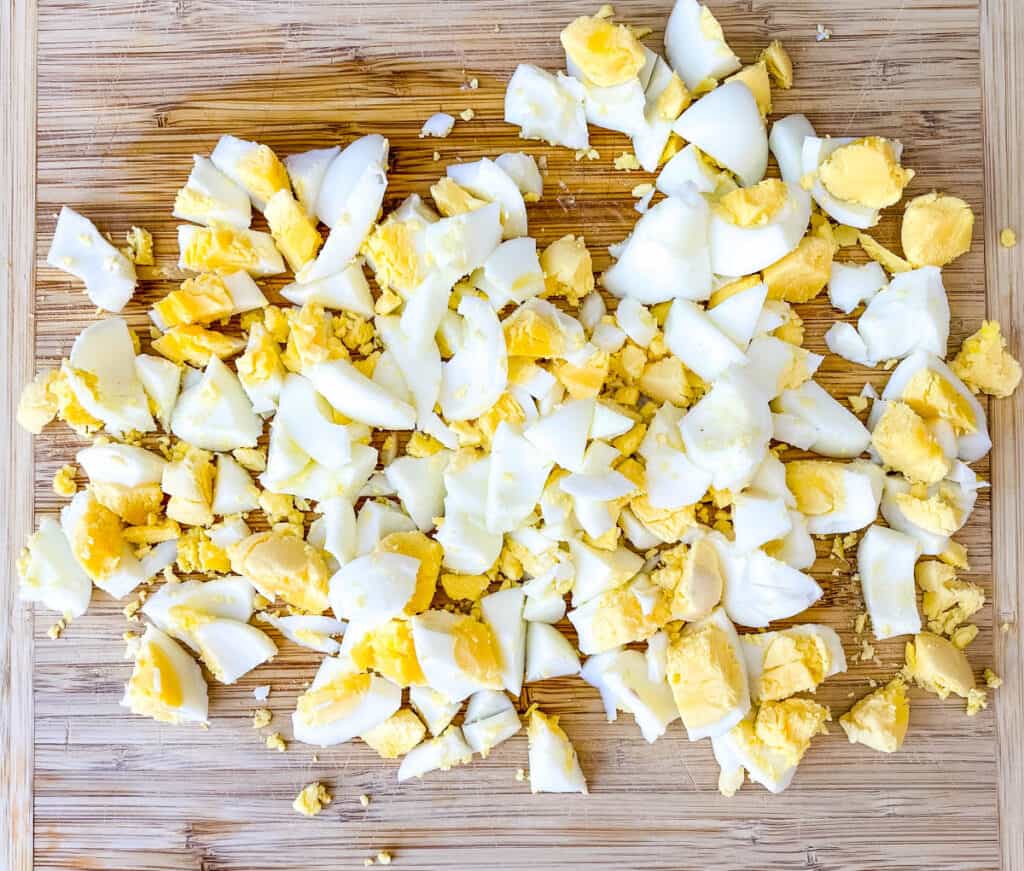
[541,235,595,305]
[716,179,788,227]
[951,320,1023,398]
[264,190,322,273]
[361,709,426,759]
[559,15,646,88]
[905,631,975,699]
[430,177,487,218]
[363,219,424,294]
[915,560,985,635]
[839,678,909,753]
[899,369,977,434]
[818,137,914,209]
[763,235,833,303]
[785,461,845,515]
[894,485,963,536]
[901,192,974,267]
[753,698,831,766]
[666,622,745,731]
[452,616,503,687]
[154,273,235,328]
[71,496,125,580]
[236,144,291,207]
[228,531,330,614]
[871,401,951,484]
[377,531,442,615]
[237,322,285,388]
[758,634,830,701]
[180,224,262,274]
[350,619,426,687]
[91,481,165,526]
[126,640,185,723]
[152,324,245,367]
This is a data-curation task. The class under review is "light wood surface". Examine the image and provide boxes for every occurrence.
[4,0,1022,868]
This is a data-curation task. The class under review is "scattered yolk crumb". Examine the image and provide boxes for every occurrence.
[819,137,914,209]
[292,782,332,817]
[839,678,909,753]
[253,707,273,728]
[999,227,1017,248]
[559,15,646,87]
[265,732,286,752]
[901,192,974,267]
[52,464,78,497]
[614,152,642,171]
[16,369,61,434]
[951,320,1022,398]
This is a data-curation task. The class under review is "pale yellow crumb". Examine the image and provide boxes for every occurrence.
[433,151,441,161]
[377,852,392,865]
[614,152,641,171]
[595,3,614,18]
[575,148,600,161]
[47,619,67,640]
[253,707,272,729]
[359,793,371,807]
[460,108,475,122]
[515,768,526,782]
[122,599,142,621]
[266,732,286,752]
[311,754,319,763]
[1001,622,1011,633]
[631,183,654,198]
[854,612,868,635]
[966,687,987,716]
[848,395,868,413]
[293,782,331,817]
[1000,227,1017,248]
[52,464,78,497]
[364,860,374,868]
[984,668,1003,689]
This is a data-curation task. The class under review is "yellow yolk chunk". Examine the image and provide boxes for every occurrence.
[726,61,772,116]
[504,308,570,358]
[753,698,830,766]
[152,324,245,367]
[179,224,264,274]
[893,485,963,537]
[237,322,285,387]
[666,622,745,731]
[951,320,1022,398]
[915,560,985,636]
[350,619,425,687]
[125,639,185,723]
[905,631,975,699]
[655,73,690,120]
[559,15,646,88]
[555,353,610,400]
[762,236,833,303]
[282,302,346,372]
[228,531,330,614]
[900,368,977,434]
[541,235,595,305]
[153,273,235,328]
[716,179,788,227]
[264,190,322,272]
[759,40,793,89]
[71,496,124,580]
[430,177,487,218]
[377,531,442,615]
[440,573,491,601]
[639,357,692,407]
[631,496,695,543]
[655,537,723,620]
[360,709,426,759]
[901,192,974,267]
[871,401,950,484]
[818,137,915,209]
[363,219,424,294]
[840,678,909,753]
[176,527,232,574]
[785,461,846,515]
[452,616,503,687]
[757,633,830,701]
[17,369,61,434]
[292,782,332,817]
[91,481,164,526]
[237,144,290,206]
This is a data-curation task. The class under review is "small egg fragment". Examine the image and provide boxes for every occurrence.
[210,134,290,211]
[527,707,588,794]
[177,224,285,277]
[409,686,461,737]
[17,517,92,619]
[173,155,253,229]
[504,63,589,151]
[121,625,209,725]
[768,114,815,185]
[857,524,922,640]
[772,379,871,458]
[47,207,137,312]
[581,648,679,743]
[905,631,976,700]
[397,725,473,781]
[462,690,522,757]
[901,193,974,268]
[828,260,887,314]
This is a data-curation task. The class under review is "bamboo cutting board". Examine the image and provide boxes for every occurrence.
[2,1,1023,869]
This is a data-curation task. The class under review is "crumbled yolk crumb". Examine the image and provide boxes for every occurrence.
[951,320,1022,398]
[559,14,646,87]
[754,698,830,766]
[984,668,1003,689]
[176,526,232,574]
[16,369,61,434]
[293,782,332,817]
[871,400,950,484]
[360,709,426,759]
[252,707,273,728]
[760,40,793,89]
[819,137,914,209]
[901,192,974,267]
[999,227,1017,248]
[614,151,642,171]
[265,732,286,752]
[839,678,909,753]
[359,793,371,807]
[915,560,985,636]
[716,179,788,227]
[52,464,78,497]
[460,108,475,122]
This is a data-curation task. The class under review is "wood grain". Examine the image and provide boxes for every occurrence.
[3,0,1018,868]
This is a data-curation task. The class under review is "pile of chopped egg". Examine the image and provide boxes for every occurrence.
[17,0,1018,807]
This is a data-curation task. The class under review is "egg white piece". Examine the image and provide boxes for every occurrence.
[584,648,679,743]
[122,625,209,725]
[462,691,522,757]
[711,722,794,794]
[504,64,589,150]
[709,183,812,277]
[740,624,847,702]
[438,457,502,574]
[76,443,166,488]
[66,318,154,435]
[257,613,346,654]
[631,56,682,172]
[801,136,888,229]
[409,686,462,737]
[207,134,284,211]
[523,398,594,473]
[708,282,769,350]
[657,145,732,198]
[308,498,357,569]
[527,709,588,794]
[276,374,358,469]
[177,224,285,277]
[857,267,950,363]
[857,524,922,639]
[568,573,659,655]
[354,502,417,557]
[494,153,544,200]
[828,261,888,314]
[314,134,388,227]
[731,493,792,552]
[477,237,545,307]
[590,401,634,442]
[171,356,261,451]
[397,725,473,781]
[424,201,503,278]
[173,155,253,228]
[17,518,93,618]
[419,112,456,139]
[412,610,503,702]
[376,318,443,433]
[206,516,250,551]
[134,354,181,431]
[384,452,450,532]
[772,380,871,458]
[284,145,341,215]
[292,656,401,747]
[486,423,553,534]
[680,372,772,491]
[824,321,872,366]
[280,262,375,317]
[646,631,669,682]
[525,622,581,683]
[772,510,817,570]
[440,295,508,422]
[142,576,255,644]
[193,619,277,685]
[481,586,527,696]
[798,459,885,535]
[674,81,766,186]
[447,157,528,239]
[768,114,816,185]
[743,336,822,401]
[575,75,647,139]
[329,552,418,627]
[604,192,712,303]
[47,207,138,312]
[211,453,259,515]
[664,0,741,89]
[306,358,416,430]
[664,298,747,382]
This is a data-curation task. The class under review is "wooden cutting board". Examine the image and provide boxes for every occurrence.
[2,1,1022,868]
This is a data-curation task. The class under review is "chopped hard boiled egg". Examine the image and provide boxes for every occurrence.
[839,678,909,753]
[47,207,137,312]
[857,524,922,639]
[122,625,209,725]
[527,707,588,793]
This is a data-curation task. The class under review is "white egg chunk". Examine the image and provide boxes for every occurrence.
[527,707,588,794]
[177,224,285,277]
[731,492,791,552]
[857,267,950,363]
[631,56,685,172]
[604,192,712,303]
[462,691,522,757]
[857,525,922,639]
[646,632,670,682]
[354,502,415,555]
[411,610,504,702]
[666,607,750,740]
[419,112,456,139]
[424,202,503,280]
[397,725,473,781]
[494,153,544,201]
[173,155,253,228]
[828,260,888,314]
[409,686,462,737]
[824,321,872,366]
[769,114,815,185]
[679,373,771,491]
[481,587,527,696]
[205,516,250,550]
[281,261,375,316]
[329,552,418,629]
[122,625,208,725]
[523,398,593,472]
[486,423,553,534]
[292,656,401,747]
[504,64,589,150]
[438,456,502,574]
[707,282,769,350]
[448,158,528,239]
[65,318,154,435]
[709,181,812,277]
[477,237,545,306]
[211,453,259,515]
[141,576,255,642]
[880,473,978,555]
[569,538,643,605]
[525,622,581,683]
[258,613,345,654]
[17,518,92,618]
[636,403,711,510]
[134,354,181,430]
[657,144,735,198]
[171,356,261,451]
[277,374,359,468]
[306,358,416,430]
[663,299,747,382]
[664,0,741,89]
[772,380,871,458]
[384,452,450,532]
[47,207,137,312]
[785,458,884,534]
[740,624,847,702]
[572,71,646,138]
[192,619,277,685]
[77,443,166,488]
[441,295,508,421]
[209,134,290,211]
[284,145,341,214]
[742,336,822,401]
[674,82,766,186]
[583,648,678,743]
